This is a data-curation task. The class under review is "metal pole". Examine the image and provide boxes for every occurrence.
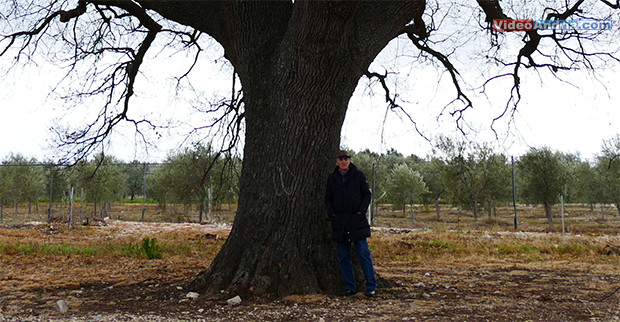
[561,195,565,242]
[208,186,212,222]
[141,163,147,221]
[370,161,376,225]
[48,166,53,222]
[68,187,74,230]
[511,156,518,230]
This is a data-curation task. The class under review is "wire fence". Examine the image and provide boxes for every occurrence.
[0,162,237,227]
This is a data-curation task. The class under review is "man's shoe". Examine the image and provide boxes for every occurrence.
[339,289,357,297]
[364,290,376,297]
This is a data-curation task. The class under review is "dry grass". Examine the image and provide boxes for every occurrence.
[1,203,617,290]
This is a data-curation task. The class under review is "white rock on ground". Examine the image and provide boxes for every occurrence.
[56,300,69,314]
[186,292,200,299]
[226,296,242,306]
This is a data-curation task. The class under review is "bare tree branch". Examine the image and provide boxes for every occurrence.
[403,26,473,133]
[475,0,619,136]
[599,0,620,9]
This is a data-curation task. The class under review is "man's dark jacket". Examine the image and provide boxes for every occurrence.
[324,163,372,242]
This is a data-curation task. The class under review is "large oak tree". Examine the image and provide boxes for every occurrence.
[1,0,618,297]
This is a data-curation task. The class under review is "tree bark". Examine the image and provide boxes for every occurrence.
[544,202,554,227]
[472,200,478,229]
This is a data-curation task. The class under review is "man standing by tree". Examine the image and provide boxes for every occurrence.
[325,150,377,297]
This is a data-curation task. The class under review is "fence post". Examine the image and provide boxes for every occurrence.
[68,187,74,230]
[48,165,53,222]
[208,186,213,222]
[561,195,566,242]
[370,161,376,225]
[141,163,147,221]
[512,156,518,230]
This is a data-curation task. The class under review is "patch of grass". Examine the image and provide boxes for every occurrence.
[175,242,194,257]
[406,255,421,265]
[493,244,540,256]
[40,244,99,257]
[142,237,162,259]
[428,240,454,249]
[494,244,517,255]
[556,243,586,255]
[0,242,99,256]
[0,232,224,261]
[517,245,540,254]
[119,242,143,257]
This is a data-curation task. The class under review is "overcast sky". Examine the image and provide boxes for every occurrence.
[1,10,619,164]
[1,55,617,164]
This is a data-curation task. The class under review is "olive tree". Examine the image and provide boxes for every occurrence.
[0,154,45,215]
[517,147,569,226]
[386,163,427,215]
[72,154,127,218]
[123,160,146,201]
[419,157,450,220]
[436,138,510,228]
[595,135,620,216]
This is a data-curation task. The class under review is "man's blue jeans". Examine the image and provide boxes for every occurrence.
[337,239,377,292]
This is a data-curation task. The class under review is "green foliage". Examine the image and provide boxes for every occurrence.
[2,134,620,218]
[123,160,147,201]
[119,238,163,259]
[120,242,143,257]
[385,163,428,211]
[595,134,620,211]
[0,242,99,256]
[0,154,45,209]
[71,153,127,218]
[517,245,540,254]
[434,137,511,225]
[40,244,99,256]
[141,237,163,259]
[517,147,570,225]
[571,160,599,206]
[46,166,71,203]
[517,147,569,205]
[428,240,454,249]
[147,143,240,216]
[556,243,586,255]
[419,157,450,206]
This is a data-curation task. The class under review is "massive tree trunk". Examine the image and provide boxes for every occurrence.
[139,1,424,297]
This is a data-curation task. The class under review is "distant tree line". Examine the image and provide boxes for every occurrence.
[352,134,620,227]
[0,143,240,222]
[1,135,619,226]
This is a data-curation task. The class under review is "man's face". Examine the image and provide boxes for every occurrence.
[337,156,350,172]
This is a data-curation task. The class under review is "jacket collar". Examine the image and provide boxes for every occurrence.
[333,162,359,175]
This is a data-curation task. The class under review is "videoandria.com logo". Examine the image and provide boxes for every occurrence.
[493,19,612,31]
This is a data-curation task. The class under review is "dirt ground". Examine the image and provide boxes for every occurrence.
[0,203,619,321]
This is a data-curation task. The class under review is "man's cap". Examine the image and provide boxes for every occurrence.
[335,150,351,158]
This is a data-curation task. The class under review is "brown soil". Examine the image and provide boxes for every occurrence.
[0,204,618,321]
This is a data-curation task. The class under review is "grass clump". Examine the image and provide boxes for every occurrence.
[141,237,163,259]
[0,237,165,260]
